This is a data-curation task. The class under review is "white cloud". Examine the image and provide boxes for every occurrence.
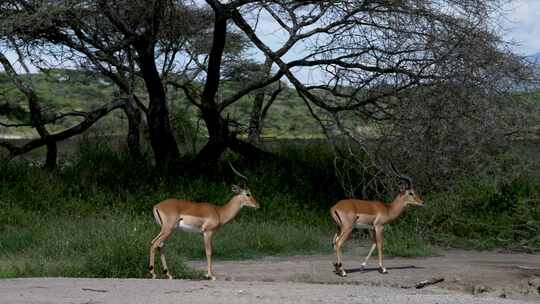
[501,0,540,55]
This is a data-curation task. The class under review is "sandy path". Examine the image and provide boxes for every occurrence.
[187,250,540,301]
[0,277,535,304]
[1,250,539,304]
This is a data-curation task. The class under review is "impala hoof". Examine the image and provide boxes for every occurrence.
[333,263,346,277]
[334,269,347,277]
[149,265,156,279]
[378,267,388,274]
[205,274,216,281]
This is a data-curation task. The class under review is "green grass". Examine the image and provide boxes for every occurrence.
[0,142,340,278]
[0,209,334,279]
[420,177,540,251]
[1,140,539,279]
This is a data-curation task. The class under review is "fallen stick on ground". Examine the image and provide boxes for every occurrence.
[82,288,108,293]
[415,277,445,289]
[516,265,540,270]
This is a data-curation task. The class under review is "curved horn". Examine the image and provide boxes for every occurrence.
[389,162,413,189]
[229,161,248,186]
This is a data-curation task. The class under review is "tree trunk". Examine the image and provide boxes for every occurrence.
[247,57,273,143]
[135,46,180,172]
[123,98,142,160]
[196,105,275,165]
[247,93,264,144]
[28,95,58,170]
[195,106,230,165]
[193,13,275,165]
[0,51,58,170]
[0,99,125,158]
[43,141,58,170]
[194,12,229,165]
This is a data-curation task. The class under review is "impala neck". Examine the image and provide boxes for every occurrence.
[386,194,407,223]
[217,195,243,225]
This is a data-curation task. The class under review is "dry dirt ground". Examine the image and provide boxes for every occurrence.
[188,250,540,301]
[1,250,539,304]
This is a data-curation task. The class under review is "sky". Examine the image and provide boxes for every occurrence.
[501,0,540,55]
[249,0,540,57]
[2,0,540,75]
[247,0,540,84]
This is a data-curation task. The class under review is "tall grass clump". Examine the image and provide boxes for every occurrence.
[415,176,540,251]
[0,140,340,279]
[1,139,539,279]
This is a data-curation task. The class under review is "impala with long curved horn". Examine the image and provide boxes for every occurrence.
[330,163,424,276]
[148,162,258,280]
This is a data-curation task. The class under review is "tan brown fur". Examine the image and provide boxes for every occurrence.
[149,186,258,280]
[331,187,423,276]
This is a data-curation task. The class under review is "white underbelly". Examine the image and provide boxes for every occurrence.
[354,223,373,230]
[354,214,375,229]
[176,220,203,234]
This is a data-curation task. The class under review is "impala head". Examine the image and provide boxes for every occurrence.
[390,162,424,207]
[401,188,424,207]
[231,184,259,208]
[229,162,259,209]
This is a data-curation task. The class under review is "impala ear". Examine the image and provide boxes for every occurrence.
[399,182,408,193]
[232,184,243,194]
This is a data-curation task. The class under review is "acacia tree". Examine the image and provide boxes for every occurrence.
[1,1,534,178]
[0,40,57,169]
[0,37,130,169]
[1,0,277,169]
[0,1,184,171]
[221,56,283,143]
[225,0,534,193]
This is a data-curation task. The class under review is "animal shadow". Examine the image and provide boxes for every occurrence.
[345,265,423,274]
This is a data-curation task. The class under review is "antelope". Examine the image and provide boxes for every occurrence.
[148,163,259,280]
[330,164,424,276]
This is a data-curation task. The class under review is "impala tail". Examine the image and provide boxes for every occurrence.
[152,207,163,226]
[331,209,343,249]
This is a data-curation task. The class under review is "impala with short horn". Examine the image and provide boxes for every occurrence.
[330,163,424,276]
[148,162,258,280]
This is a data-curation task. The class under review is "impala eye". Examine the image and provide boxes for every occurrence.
[246,193,251,197]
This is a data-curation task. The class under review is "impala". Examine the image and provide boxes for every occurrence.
[148,163,258,280]
[330,164,424,276]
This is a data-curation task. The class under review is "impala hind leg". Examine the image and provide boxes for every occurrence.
[203,231,216,280]
[149,228,173,279]
[332,232,339,249]
[158,243,173,280]
[334,226,352,277]
[360,229,377,271]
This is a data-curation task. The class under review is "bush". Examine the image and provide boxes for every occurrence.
[1,140,539,279]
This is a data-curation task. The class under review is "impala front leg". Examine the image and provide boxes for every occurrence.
[361,229,377,270]
[203,231,216,280]
[374,225,387,274]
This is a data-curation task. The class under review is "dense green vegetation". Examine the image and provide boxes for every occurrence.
[1,0,539,283]
[0,70,116,132]
[1,70,540,279]
[0,69,321,138]
[1,138,539,279]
